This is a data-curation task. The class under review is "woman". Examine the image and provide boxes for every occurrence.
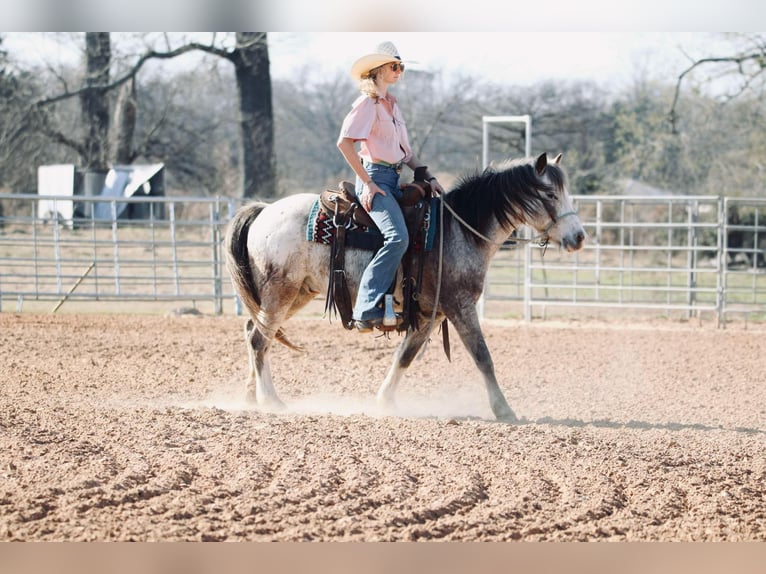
[337,41,445,332]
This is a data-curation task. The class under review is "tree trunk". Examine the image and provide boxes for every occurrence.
[233,32,275,198]
[113,77,137,165]
[80,32,111,171]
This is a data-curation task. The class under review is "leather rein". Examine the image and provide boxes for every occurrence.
[436,194,578,248]
[421,194,577,356]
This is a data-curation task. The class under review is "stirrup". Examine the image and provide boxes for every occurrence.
[376,313,403,332]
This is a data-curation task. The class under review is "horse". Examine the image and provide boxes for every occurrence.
[224,152,586,421]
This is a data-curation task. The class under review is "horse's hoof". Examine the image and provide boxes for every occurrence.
[375,395,399,415]
[260,400,287,413]
[245,390,286,412]
[493,403,518,423]
[496,413,519,424]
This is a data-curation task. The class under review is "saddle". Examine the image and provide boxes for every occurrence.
[320,179,432,334]
[319,180,427,232]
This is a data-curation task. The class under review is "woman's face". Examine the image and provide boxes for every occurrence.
[377,61,404,85]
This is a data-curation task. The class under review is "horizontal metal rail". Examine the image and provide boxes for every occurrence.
[484,195,765,325]
[0,193,240,314]
[2,193,765,325]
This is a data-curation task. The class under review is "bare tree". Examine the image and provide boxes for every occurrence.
[188,32,275,198]
[137,70,239,195]
[669,34,766,133]
[31,32,276,198]
[113,77,137,165]
[80,32,111,171]
[0,35,54,193]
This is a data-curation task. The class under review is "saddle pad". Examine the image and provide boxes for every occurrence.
[306,198,383,251]
[305,198,439,252]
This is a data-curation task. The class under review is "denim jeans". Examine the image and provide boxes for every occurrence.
[353,163,409,321]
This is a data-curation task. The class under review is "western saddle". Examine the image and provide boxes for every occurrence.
[319,179,432,334]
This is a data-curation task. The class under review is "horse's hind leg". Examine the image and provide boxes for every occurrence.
[243,319,285,410]
[376,326,432,411]
[242,284,303,410]
[244,319,256,399]
[286,280,321,319]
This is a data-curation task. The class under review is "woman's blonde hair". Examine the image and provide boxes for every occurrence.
[357,64,388,98]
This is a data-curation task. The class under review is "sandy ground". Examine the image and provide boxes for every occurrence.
[1,311,765,542]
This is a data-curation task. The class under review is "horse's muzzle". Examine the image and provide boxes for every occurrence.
[561,228,587,252]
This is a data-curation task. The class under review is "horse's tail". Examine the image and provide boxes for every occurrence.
[224,202,303,352]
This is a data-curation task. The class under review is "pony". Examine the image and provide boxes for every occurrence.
[224,152,586,421]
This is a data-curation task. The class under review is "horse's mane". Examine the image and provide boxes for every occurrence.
[444,158,566,244]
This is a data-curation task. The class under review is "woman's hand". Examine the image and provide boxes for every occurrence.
[360,180,385,212]
[428,177,445,196]
[411,162,445,196]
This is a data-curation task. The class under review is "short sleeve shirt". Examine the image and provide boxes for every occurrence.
[338,94,413,165]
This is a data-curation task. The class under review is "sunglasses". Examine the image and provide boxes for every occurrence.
[390,62,405,72]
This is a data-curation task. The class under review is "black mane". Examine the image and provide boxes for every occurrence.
[444,158,566,243]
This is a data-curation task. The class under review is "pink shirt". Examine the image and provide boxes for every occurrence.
[338,94,413,165]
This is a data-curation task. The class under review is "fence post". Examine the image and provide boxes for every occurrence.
[53,203,63,294]
[211,201,223,315]
[227,198,242,316]
[111,200,121,295]
[716,197,726,328]
[595,199,602,302]
[169,203,180,296]
[686,200,698,319]
[481,114,532,321]
[523,227,532,322]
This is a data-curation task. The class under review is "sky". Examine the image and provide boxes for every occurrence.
[267,32,739,90]
[1,0,764,93]
[2,31,752,95]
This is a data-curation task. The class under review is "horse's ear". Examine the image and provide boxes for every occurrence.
[552,153,563,165]
[535,152,548,175]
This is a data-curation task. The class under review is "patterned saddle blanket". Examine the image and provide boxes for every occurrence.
[306,196,438,252]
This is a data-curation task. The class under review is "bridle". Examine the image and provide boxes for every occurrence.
[420,194,577,355]
[534,209,579,254]
[435,193,578,248]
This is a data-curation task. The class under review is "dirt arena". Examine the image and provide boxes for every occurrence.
[1,311,765,542]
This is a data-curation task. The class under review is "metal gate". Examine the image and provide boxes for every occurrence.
[0,193,238,314]
[484,195,765,326]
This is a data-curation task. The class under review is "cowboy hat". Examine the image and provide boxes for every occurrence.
[350,41,403,80]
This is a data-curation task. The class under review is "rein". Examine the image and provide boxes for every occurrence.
[436,193,577,248]
[420,196,576,356]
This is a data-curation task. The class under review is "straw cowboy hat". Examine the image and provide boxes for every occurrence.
[350,41,404,80]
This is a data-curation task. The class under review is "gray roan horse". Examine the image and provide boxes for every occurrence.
[224,152,586,421]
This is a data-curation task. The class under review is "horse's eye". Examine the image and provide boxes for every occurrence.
[546,191,556,200]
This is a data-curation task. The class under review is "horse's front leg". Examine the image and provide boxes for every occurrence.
[376,326,432,412]
[447,303,517,422]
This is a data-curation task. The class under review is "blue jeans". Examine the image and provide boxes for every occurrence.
[353,163,409,321]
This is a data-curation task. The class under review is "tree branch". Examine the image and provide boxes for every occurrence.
[669,50,766,134]
[34,41,237,108]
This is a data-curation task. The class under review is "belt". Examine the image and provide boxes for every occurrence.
[366,159,404,173]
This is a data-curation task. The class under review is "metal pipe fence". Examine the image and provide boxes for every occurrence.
[1,193,764,325]
[485,195,765,325]
[0,193,239,314]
